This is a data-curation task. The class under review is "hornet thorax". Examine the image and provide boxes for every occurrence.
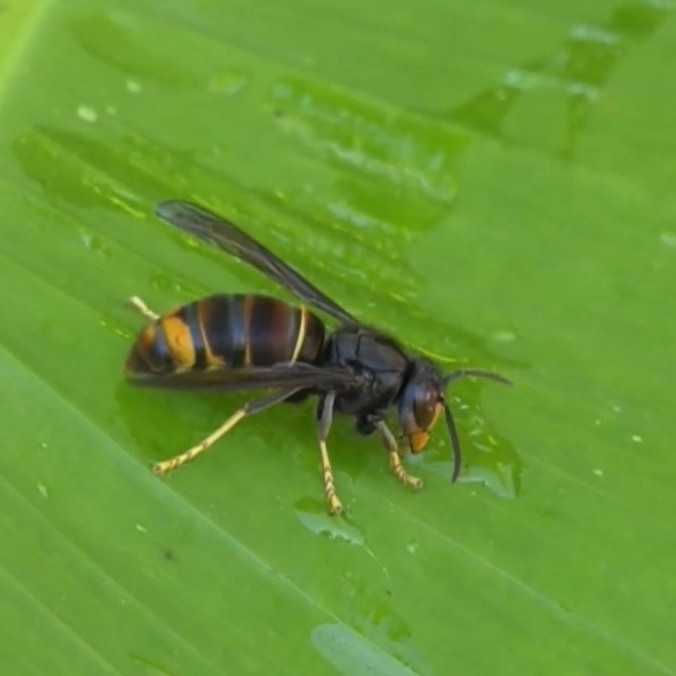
[323,326,410,432]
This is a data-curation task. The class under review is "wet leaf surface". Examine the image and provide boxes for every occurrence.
[1,1,675,674]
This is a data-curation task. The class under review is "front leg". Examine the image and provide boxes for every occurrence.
[376,421,423,490]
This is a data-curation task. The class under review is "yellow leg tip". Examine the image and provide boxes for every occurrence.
[408,477,424,490]
[152,462,169,476]
[328,496,344,516]
[390,454,423,490]
[128,295,159,320]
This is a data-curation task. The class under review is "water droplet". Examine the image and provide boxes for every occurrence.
[79,229,112,257]
[77,105,98,123]
[503,69,539,91]
[593,468,604,477]
[569,23,621,46]
[208,70,247,96]
[295,498,365,546]
[660,231,676,248]
[126,79,142,94]
[492,330,516,342]
[631,434,643,443]
[149,273,175,292]
[405,541,419,555]
[312,622,420,676]
[114,326,132,339]
[37,483,49,499]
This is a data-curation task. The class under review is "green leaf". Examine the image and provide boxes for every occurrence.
[2,1,675,674]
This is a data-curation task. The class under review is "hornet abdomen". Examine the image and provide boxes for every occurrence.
[126,294,325,376]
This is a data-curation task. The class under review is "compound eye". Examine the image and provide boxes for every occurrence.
[400,383,443,453]
[414,386,442,431]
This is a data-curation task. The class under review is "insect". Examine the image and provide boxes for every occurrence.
[126,201,511,514]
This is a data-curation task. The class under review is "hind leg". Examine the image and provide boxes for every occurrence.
[128,296,159,321]
[153,389,298,475]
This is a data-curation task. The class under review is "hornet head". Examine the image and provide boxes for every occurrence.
[398,360,511,481]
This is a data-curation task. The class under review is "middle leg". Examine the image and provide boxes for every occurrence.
[317,391,343,515]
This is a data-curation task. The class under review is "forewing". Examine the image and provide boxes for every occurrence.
[156,200,357,325]
[127,362,362,392]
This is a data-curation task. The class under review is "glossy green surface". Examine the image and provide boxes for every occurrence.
[1,1,675,674]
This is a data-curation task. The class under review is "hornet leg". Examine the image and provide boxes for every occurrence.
[376,421,423,490]
[317,391,343,516]
[153,389,298,476]
[128,295,159,321]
